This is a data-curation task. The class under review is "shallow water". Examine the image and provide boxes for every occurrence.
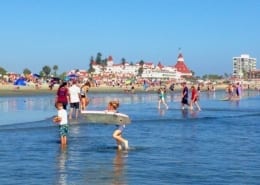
[0,90,260,185]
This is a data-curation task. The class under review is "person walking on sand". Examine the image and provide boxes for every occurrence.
[107,100,129,150]
[190,85,201,111]
[68,80,81,120]
[53,102,69,145]
[158,87,168,109]
[181,82,190,109]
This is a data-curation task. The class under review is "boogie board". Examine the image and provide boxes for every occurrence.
[219,97,230,101]
[80,110,131,125]
[220,97,240,101]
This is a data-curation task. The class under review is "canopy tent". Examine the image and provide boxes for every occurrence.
[33,73,41,78]
[14,78,27,86]
[65,74,78,81]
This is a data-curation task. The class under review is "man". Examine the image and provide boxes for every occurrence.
[68,80,81,120]
[181,82,190,109]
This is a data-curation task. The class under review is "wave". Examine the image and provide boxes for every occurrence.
[1,111,259,132]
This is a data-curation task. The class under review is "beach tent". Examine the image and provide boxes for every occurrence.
[65,74,78,81]
[14,78,27,86]
[33,73,41,78]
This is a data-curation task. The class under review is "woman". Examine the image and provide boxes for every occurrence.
[56,82,69,110]
[80,81,91,110]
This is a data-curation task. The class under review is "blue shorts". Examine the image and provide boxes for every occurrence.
[59,124,69,136]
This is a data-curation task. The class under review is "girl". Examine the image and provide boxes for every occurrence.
[80,81,91,110]
[190,85,201,111]
[108,100,129,150]
[158,87,168,109]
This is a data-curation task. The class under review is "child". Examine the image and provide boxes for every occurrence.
[190,85,201,111]
[53,102,69,145]
[158,87,168,109]
[107,100,129,150]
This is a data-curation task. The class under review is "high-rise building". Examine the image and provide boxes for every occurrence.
[232,54,256,78]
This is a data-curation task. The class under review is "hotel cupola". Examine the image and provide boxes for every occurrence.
[174,52,192,77]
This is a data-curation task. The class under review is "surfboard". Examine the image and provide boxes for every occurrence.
[219,97,230,101]
[80,110,131,125]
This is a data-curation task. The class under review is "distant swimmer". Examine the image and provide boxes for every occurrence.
[223,83,241,101]
[235,82,242,98]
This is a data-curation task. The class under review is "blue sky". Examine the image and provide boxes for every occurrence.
[0,0,259,76]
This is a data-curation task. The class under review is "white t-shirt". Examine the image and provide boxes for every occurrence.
[69,84,81,103]
[58,109,68,125]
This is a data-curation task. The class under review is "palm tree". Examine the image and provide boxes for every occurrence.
[42,65,51,78]
[0,67,7,79]
[53,65,58,77]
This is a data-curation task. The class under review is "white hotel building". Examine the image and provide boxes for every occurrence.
[233,54,257,78]
[92,53,192,81]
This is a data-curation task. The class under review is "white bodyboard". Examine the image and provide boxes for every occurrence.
[80,110,131,125]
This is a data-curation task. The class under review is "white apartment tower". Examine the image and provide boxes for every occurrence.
[232,54,256,78]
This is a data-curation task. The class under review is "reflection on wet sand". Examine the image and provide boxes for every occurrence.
[112,150,128,185]
[56,145,68,185]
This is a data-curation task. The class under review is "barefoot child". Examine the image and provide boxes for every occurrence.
[107,100,129,150]
[53,102,69,145]
[190,85,201,111]
[158,87,168,109]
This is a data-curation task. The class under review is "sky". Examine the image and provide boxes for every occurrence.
[0,0,259,76]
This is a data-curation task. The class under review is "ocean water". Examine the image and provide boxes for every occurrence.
[0,90,260,185]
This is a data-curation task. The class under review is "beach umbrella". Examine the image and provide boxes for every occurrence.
[68,74,78,78]
[66,74,78,80]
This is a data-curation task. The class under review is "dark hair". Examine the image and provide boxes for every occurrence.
[59,82,67,88]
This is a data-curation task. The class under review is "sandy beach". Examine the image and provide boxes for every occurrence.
[0,82,239,97]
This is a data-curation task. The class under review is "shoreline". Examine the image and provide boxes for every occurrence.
[0,83,257,97]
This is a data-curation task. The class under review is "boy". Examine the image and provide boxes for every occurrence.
[53,102,69,145]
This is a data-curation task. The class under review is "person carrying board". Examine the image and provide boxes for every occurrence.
[107,100,129,150]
